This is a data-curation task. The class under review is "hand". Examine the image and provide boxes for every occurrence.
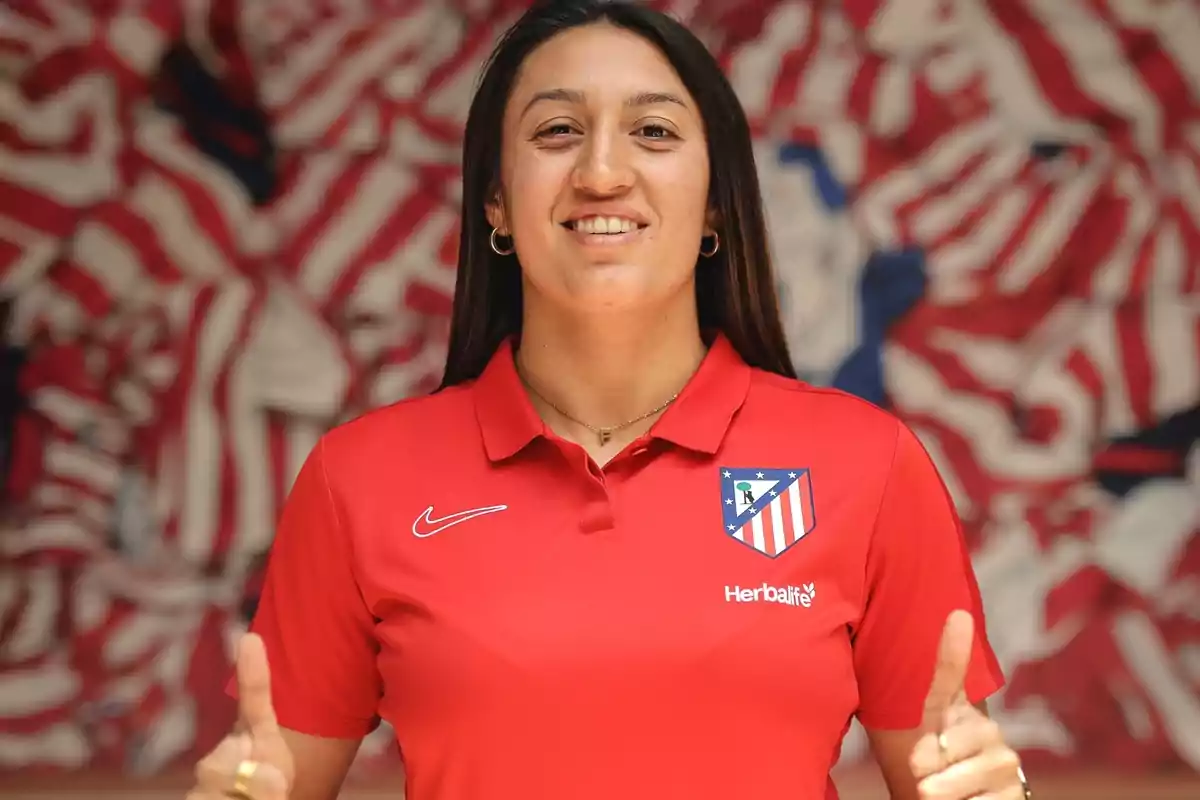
[909,611,1026,799]
[189,634,295,800]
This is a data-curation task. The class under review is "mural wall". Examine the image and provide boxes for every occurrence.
[1,0,1197,777]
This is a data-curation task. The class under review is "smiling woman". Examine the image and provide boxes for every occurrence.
[489,24,712,319]
[442,0,790,395]
[195,3,1026,800]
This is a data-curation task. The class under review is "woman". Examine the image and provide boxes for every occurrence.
[193,1,1030,798]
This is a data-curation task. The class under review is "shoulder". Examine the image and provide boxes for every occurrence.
[744,375,960,530]
[317,383,477,471]
[744,370,904,458]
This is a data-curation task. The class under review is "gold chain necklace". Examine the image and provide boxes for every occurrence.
[519,373,679,446]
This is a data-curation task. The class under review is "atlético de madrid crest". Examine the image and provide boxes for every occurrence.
[719,467,816,558]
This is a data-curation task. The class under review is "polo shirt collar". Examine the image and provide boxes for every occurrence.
[473,338,546,462]
[473,334,752,461]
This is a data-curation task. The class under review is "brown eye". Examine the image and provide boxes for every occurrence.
[637,124,676,140]
[536,123,577,138]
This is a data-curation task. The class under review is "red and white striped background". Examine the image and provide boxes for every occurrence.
[0,0,1197,779]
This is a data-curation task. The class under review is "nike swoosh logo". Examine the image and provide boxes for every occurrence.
[412,504,508,538]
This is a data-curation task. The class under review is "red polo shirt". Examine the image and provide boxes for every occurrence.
[244,335,1004,800]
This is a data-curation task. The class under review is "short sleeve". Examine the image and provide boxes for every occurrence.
[852,422,1005,730]
[228,438,383,738]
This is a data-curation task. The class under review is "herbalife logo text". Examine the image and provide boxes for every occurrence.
[724,582,816,607]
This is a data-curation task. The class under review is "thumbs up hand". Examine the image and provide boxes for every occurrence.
[189,634,295,800]
[908,611,1027,799]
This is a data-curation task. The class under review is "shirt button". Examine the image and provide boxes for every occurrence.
[579,500,615,533]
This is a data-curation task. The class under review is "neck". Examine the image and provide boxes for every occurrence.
[515,297,707,447]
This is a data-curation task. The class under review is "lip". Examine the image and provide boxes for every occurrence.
[560,206,650,246]
[564,225,647,247]
[561,205,651,227]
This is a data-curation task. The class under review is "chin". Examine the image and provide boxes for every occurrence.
[572,278,693,316]
[563,288,654,313]
[570,263,658,297]
[524,258,693,315]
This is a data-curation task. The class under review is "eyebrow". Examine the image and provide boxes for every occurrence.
[520,88,688,117]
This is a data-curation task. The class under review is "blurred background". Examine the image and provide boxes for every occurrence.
[0,0,1198,798]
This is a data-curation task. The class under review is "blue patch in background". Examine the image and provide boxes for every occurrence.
[771,143,928,408]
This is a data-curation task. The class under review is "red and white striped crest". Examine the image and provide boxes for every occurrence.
[720,467,817,558]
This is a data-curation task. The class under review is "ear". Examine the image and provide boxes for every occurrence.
[485,192,508,234]
[704,206,722,237]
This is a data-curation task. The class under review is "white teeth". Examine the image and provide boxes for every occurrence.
[572,216,638,234]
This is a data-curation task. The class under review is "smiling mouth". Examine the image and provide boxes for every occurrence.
[563,216,648,240]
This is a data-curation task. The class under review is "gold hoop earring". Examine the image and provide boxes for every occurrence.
[700,232,720,258]
[490,228,515,256]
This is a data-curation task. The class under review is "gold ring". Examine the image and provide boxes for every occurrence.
[937,731,951,763]
[229,759,258,800]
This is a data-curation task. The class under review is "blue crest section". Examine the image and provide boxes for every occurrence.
[718,467,808,533]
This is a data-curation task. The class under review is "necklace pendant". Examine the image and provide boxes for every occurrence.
[597,430,612,446]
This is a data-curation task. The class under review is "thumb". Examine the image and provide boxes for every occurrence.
[236,633,279,737]
[921,609,974,732]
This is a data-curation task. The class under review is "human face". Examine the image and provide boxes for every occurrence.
[488,23,714,314]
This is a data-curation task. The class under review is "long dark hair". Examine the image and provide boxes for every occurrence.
[439,0,796,388]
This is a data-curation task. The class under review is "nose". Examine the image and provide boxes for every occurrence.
[571,134,634,196]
